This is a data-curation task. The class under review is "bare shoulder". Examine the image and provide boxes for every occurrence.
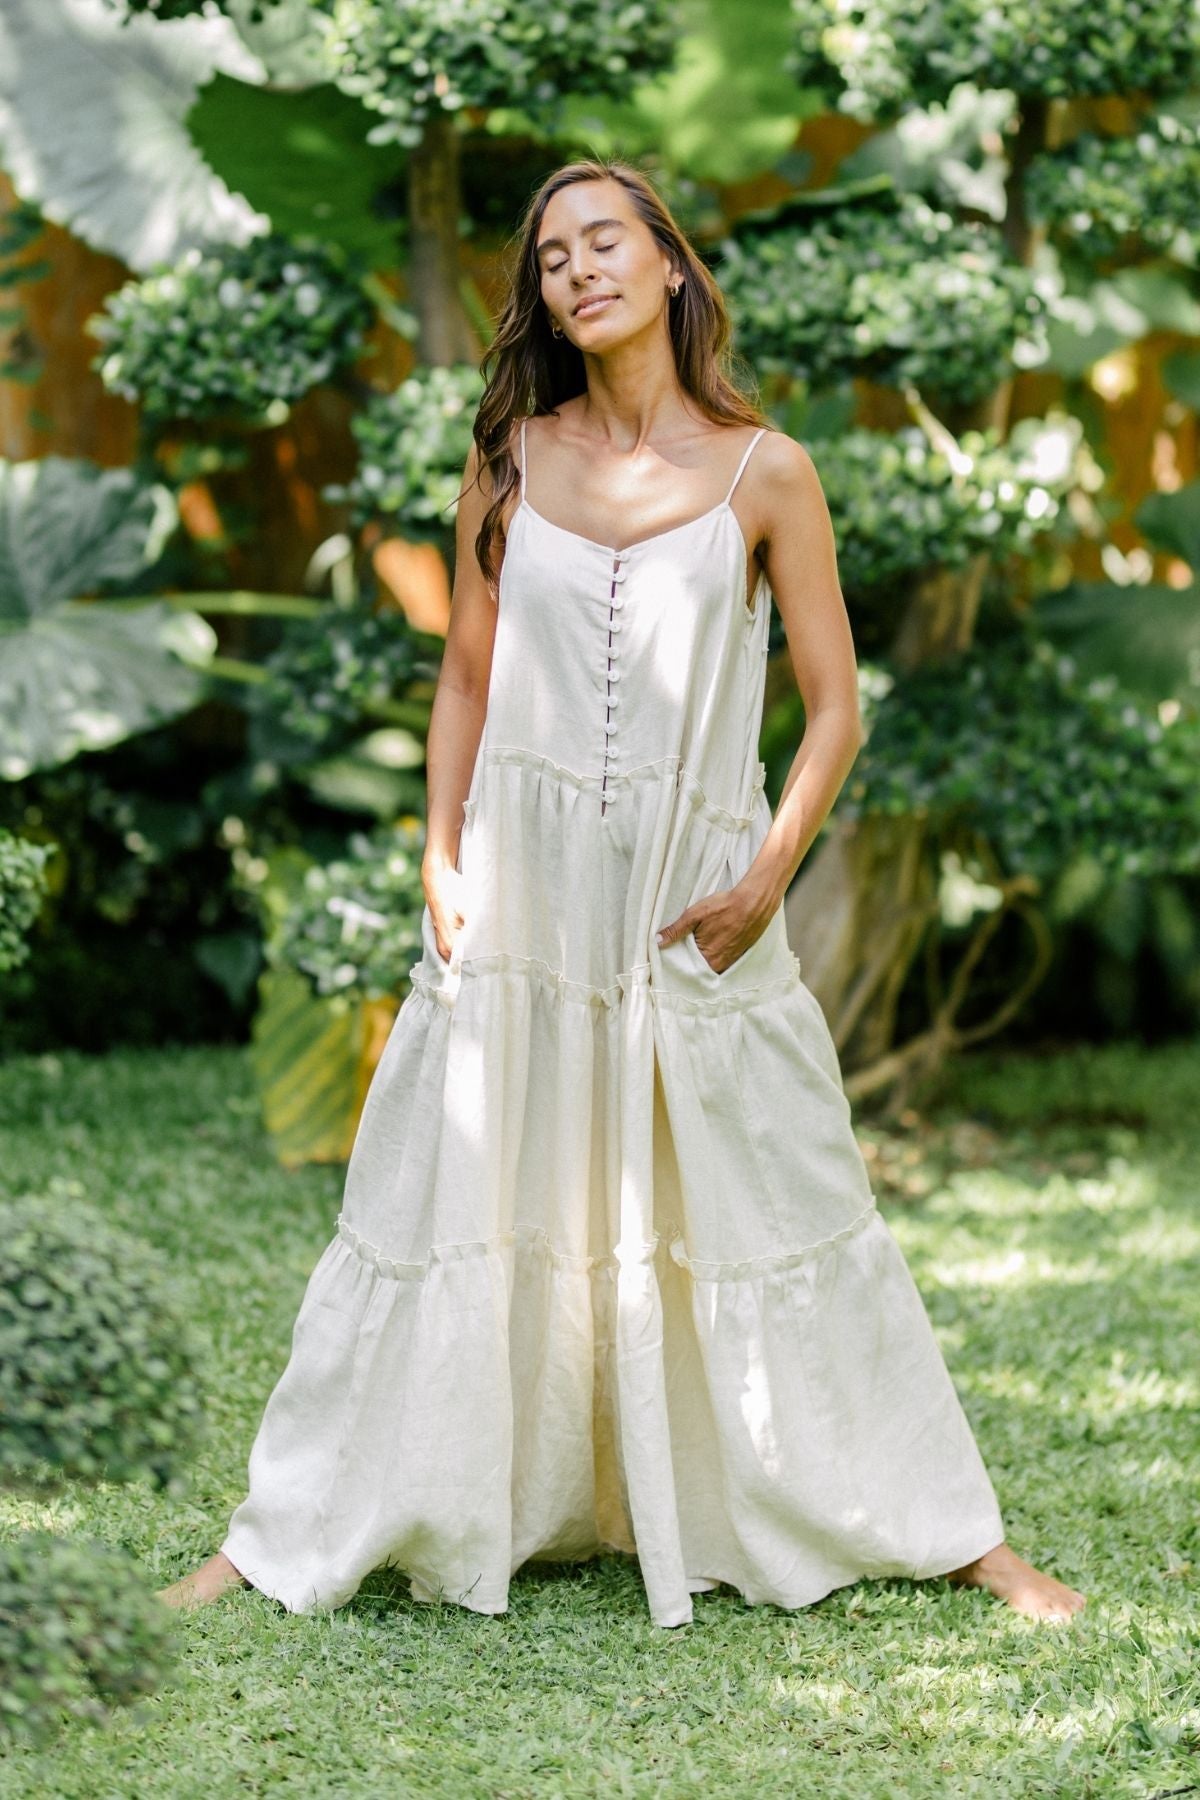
[754,428,822,495]
[751,430,828,546]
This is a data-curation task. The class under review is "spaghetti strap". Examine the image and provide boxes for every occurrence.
[724,426,768,504]
[519,417,529,501]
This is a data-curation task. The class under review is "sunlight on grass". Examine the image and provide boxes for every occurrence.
[1,1037,1197,1798]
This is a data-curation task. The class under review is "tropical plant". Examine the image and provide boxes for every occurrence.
[1025,112,1200,268]
[0,0,268,272]
[0,457,214,781]
[716,186,1045,402]
[787,0,1200,116]
[321,0,680,147]
[244,827,428,1168]
[799,417,1078,631]
[244,605,436,762]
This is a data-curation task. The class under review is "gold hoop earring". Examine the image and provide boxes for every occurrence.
[549,316,564,338]
[668,280,682,297]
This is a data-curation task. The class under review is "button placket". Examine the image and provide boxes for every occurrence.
[600,549,627,816]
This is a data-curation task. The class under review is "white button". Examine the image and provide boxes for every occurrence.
[607,694,620,707]
[604,722,618,737]
[608,669,621,682]
[608,620,622,633]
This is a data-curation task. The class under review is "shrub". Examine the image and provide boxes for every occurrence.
[89,234,373,423]
[0,1194,207,1491]
[0,831,53,974]
[0,1531,178,1746]
[717,191,1044,401]
[274,817,429,1003]
[324,363,484,535]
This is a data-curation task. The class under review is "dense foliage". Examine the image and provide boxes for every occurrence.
[0,1532,178,1746]
[0,831,53,973]
[808,418,1078,603]
[89,234,373,422]
[0,456,208,782]
[844,636,1200,881]
[788,0,1200,114]
[324,363,484,533]
[274,817,428,1001]
[322,0,681,145]
[245,607,435,762]
[716,192,1044,400]
[0,1193,208,1489]
[1027,114,1200,266]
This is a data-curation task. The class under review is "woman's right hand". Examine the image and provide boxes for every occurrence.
[422,852,469,965]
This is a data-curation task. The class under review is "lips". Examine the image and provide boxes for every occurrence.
[574,295,618,317]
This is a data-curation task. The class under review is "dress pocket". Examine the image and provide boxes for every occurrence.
[687,894,791,986]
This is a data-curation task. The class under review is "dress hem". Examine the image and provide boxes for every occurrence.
[219,1513,1008,1630]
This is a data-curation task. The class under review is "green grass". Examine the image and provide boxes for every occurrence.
[1,1037,1197,1798]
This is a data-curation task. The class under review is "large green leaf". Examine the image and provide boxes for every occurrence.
[0,456,215,778]
[1135,480,1200,573]
[0,601,213,779]
[222,0,330,86]
[1035,580,1200,705]
[0,457,175,621]
[1162,347,1200,411]
[0,0,267,270]
[248,963,371,1166]
[187,75,408,269]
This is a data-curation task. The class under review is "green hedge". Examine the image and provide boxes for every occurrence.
[0,1194,207,1490]
[0,1532,177,1746]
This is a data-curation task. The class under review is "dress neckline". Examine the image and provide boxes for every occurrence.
[518,494,740,558]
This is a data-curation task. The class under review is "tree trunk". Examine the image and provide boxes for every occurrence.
[784,808,937,1068]
[407,114,481,368]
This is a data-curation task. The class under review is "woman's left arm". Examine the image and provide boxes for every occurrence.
[741,432,865,917]
[656,433,865,971]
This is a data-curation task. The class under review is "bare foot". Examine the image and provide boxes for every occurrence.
[156,1550,249,1611]
[946,1540,1086,1622]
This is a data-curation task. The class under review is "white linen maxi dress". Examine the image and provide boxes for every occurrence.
[221,420,1006,1627]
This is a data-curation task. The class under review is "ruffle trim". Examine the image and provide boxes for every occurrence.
[334,1200,878,1285]
[468,745,767,831]
[407,950,801,1016]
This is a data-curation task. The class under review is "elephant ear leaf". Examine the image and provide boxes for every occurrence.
[0,0,267,272]
[0,456,215,780]
[0,456,175,621]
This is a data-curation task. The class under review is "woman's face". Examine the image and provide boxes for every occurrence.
[535,179,676,349]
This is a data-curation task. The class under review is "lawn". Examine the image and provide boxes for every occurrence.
[1,1037,1197,1798]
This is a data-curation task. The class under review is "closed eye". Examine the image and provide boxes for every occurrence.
[548,242,616,273]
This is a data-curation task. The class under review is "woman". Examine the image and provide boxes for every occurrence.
[161,158,1085,1626]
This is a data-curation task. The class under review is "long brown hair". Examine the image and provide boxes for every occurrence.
[467,156,768,593]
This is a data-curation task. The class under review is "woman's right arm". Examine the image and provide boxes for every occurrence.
[422,434,505,962]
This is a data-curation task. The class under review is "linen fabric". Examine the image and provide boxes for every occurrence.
[221,419,1005,1627]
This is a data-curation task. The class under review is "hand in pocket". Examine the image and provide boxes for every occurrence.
[657,867,773,977]
[424,863,469,965]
